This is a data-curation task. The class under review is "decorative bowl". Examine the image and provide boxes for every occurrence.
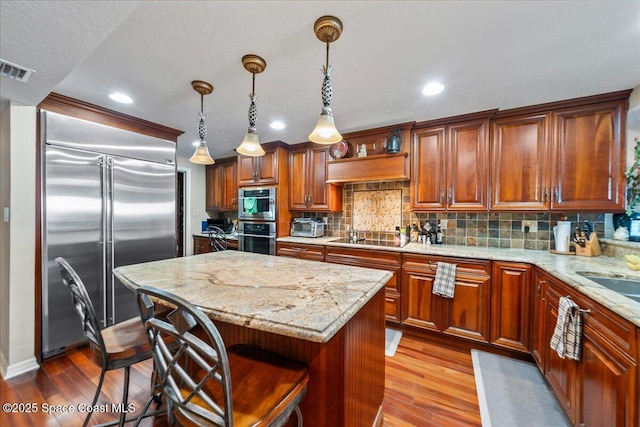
[329,140,349,160]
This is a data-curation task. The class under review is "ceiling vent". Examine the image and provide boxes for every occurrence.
[0,58,35,83]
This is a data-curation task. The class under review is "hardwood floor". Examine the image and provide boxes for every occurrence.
[0,335,481,427]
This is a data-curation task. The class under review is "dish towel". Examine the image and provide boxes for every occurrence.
[432,262,457,298]
[550,296,583,361]
[243,197,258,214]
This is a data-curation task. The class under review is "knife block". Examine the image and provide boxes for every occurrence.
[575,233,601,257]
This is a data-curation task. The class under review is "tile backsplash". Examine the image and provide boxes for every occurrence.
[295,180,606,250]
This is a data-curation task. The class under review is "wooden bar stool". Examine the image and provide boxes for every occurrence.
[136,285,309,426]
[55,257,162,427]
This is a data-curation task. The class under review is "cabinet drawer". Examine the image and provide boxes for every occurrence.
[385,291,401,323]
[277,242,325,261]
[193,236,211,254]
[402,253,491,277]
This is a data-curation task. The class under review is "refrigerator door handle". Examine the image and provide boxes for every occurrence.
[99,156,108,327]
[107,156,115,325]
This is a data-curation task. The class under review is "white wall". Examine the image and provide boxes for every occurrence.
[177,156,207,256]
[0,102,39,379]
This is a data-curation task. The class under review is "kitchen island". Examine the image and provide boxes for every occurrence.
[114,250,392,427]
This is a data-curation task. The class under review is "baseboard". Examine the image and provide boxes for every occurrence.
[0,352,39,380]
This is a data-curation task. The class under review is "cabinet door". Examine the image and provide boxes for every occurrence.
[205,165,219,210]
[447,119,489,211]
[403,268,442,332]
[237,156,257,185]
[193,236,211,255]
[308,145,339,210]
[545,280,578,424]
[288,148,309,210]
[441,271,491,343]
[531,269,548,372]
[490,114,551,210]
[579,328,636,427]
[411,127,447,210]
[551,101,625,211]
[218,159,238,211]
[490,262,532,352]
[256,149,278,184]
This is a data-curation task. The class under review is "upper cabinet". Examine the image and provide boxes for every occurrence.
[411,111,494,211]
[288,143,342,211]
[206,157,237,212]
[237,142,289,187]
[490,91,629,212]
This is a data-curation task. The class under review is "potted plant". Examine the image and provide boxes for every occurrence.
[625,137,640,216]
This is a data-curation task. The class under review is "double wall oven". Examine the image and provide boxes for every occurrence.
[237,186,277,255]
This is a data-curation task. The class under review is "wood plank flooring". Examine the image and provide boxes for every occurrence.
[1,335,481,427]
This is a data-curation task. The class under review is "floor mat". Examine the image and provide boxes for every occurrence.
[471,349,571,427]
[385,328,403,357]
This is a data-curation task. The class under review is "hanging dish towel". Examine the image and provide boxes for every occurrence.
[243,197,258,214]
[432,262,457,298]
[550,296,583,361]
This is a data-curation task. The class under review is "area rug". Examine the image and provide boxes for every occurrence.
[385,328,403,357]
[471,349,571,427]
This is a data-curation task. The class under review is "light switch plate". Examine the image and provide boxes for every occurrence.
[440,219,448,229]
[522,221,538,233]
[3,207,9,222]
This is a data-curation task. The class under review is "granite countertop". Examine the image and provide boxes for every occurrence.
[278,236,640,328]
[194,232,238,240]
[114,251,391,343]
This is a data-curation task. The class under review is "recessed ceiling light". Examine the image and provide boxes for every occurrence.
[270,121,285,130]
[422,82,445,96]
[109,92,133,104]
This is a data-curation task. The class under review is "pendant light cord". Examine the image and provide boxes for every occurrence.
[252,72,256,97]
[325,41,330,69]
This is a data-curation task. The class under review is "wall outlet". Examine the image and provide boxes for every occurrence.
[440,219,448,230]
[522,221,538,233]
[322,216,328,224]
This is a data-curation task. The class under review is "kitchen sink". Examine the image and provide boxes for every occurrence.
[576,272,640,302]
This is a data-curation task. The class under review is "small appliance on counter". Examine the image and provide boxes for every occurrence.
[290,218,325,238]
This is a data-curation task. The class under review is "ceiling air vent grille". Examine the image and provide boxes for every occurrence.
[0,58,35,83]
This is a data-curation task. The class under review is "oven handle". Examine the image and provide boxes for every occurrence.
[237,232,276,239]
[238,196,275,202]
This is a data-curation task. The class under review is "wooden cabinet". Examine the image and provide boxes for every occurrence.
[325,246,403,323]
[411,112,493,211]
[531,268,548,371]
[551,100,626,212]
[288,144,342,211]
[490,113,551,210]
[193,236,210,254]
[238,145,287,186]
[490,262,532,352]
[490,91,629,212]
[402,254,491,343]
[205,157,237,211]
[276,242,325,262]
[193,236,237,254]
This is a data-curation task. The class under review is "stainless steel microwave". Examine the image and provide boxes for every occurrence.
[238,187,276,221]
[290,218,325,237]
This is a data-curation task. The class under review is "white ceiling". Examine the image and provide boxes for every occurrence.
[1,1,639,159]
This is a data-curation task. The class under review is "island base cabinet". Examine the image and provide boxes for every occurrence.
[211,288,386,427]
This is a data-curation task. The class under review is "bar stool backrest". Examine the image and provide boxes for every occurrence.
[207,225,228,252]
[136,286,234,426]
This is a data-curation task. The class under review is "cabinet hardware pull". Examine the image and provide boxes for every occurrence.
[543,187,549,203]
[553,186,559,203]
[537,280,545,296]
[440,190,445,204]
[447,189,452,204]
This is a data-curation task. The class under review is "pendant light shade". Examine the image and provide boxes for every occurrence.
[236,54,266,157]
[309,15,343,145]
[189,80,215,165]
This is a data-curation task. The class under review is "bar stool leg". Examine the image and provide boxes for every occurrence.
[295,406,303,427]
[84,368,106,427]
[118,366,131,427]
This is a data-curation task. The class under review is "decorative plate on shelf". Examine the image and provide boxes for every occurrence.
[329,140,349,160]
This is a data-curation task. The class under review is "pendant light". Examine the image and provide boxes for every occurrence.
[189,80,215,165]
[308,15,343,145]
[236,54,266,157]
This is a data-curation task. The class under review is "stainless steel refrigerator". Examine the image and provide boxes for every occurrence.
[41,111,177,359]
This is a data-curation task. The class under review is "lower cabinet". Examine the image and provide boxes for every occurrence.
[543,271,637,427]
[490,262,532,352]
[276,242,325,261]
[402,254,491,343]
[325,246,403,324]
[193,236,237,255]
